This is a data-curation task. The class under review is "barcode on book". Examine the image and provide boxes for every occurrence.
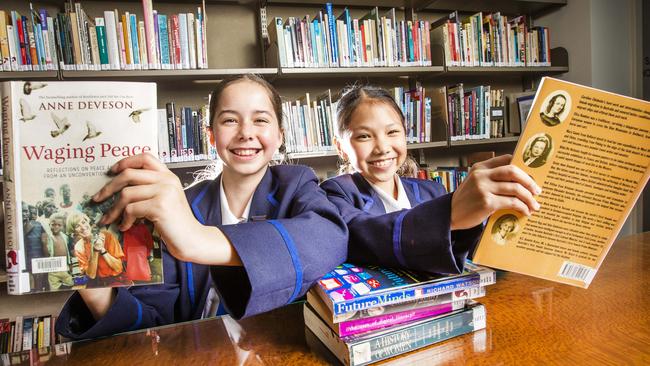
[558,261,596,284]
[31,257,67,274]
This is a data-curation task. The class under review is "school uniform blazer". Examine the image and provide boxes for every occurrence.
[320,173,483,274]
[56,165,347,340]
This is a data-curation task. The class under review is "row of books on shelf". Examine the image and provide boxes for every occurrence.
[305,261,494,365]
[267,4,552,69]
[417,167,469,193]
[0,1,208,72]
[157,102,217,163]
[268,5,432,68]
[281,85,508,156]
[0,315,62,355]
[432,11,551,67]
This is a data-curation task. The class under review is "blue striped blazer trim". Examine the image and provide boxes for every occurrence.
[361,194,374,212]
[186,262,196,307]
[406,181,423,204]
[128,298,143,331]
[268,220,303,304]
[190,183,211,224]
[392,210,409,267]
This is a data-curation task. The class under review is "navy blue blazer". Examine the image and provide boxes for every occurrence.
[320,173,483,274]
[56,165,348,340]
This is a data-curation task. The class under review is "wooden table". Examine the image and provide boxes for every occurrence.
[5,232,650,365]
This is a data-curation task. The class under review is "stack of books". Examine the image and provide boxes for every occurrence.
[304,261,495,365]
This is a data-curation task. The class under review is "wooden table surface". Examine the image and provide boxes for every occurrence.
[5,232,650,365]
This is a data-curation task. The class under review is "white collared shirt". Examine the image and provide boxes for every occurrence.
[367,175,412,214]
[202,178,254,319]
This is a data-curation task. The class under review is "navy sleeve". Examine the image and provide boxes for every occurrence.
[55,244,180,340]
[211,168,348,319]
[321,178,482,274]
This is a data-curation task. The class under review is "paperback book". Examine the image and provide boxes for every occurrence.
[313,262,495,316]
[473,77,650,288]
[304,300,486,366]
[2,81,163,294]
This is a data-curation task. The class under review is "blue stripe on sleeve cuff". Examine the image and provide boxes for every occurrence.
[393,210,409,267]
[128,298,143,331]
[268,220,303,304]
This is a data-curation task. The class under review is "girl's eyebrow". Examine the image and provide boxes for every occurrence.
[217,110,273,116]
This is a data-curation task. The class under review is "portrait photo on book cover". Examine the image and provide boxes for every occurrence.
[522,133,554,168]
[491,214,520,245]
[539,91,571,127]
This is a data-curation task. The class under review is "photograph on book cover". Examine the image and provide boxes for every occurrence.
[473,77,650,288]
[3,81,163,294]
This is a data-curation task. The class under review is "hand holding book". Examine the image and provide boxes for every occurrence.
[450,154,541,230]
[93,153,241,266]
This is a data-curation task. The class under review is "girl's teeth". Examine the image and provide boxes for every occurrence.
[234,149,258,156]
[371,159,393,167]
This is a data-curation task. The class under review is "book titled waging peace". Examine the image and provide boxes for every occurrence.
[473,77,650,288]
[2,81,163,294]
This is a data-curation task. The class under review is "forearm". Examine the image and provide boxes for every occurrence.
[86,252,99,279]
[78,287,117,321]
[164,222,241,266]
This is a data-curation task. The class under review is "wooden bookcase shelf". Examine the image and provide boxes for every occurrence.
[60,68,278,82]
[0,71,59,81]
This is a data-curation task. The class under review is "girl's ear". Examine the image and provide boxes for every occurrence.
[208,128,215,146]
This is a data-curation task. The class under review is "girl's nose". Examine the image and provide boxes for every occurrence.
[373,136,390,155]
[238,121,254,141]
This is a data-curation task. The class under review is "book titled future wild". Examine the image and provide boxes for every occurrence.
[2,81,163,294]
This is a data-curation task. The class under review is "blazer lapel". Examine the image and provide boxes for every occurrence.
[351,172,386,214]
[401,178,424,206]
[249,167,278,221]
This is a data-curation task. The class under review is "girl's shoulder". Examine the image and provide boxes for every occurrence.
[320,173,362,193]
[269,164,317,181]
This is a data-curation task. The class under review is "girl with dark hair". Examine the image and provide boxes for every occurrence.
[321,85,541,273]
[523,135,553,168]
[56,74,347,340]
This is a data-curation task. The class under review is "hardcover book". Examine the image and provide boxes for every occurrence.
[473,77,650,288]
[304,300,486,366]
[2,81,163,295]
[313,262,495,316]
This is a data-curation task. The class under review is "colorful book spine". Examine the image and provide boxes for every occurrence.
[338,299,466,337]
[305,302,486,366]
[157,14,170,69]
[178,13,189,69]
[331,274,480,315]
[142,0,159,69]
[95,17,109,69]
[129,14,141,68]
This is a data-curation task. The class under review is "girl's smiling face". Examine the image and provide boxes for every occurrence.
[211,80,283,180]
[338,101,407,194]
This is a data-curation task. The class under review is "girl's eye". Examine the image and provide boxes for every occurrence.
[255,118,270,124]
[388,129,401,135]
[222,118,237,124]
[355,134,370,140]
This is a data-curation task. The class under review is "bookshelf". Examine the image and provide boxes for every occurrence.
[0,0,568,321]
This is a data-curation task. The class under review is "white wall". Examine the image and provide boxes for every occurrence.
[538,0,643,236]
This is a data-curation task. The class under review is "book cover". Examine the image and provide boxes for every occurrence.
[473,77,650,288]
[314,262,493,315]
[2,81,163,295]
[304,301,486,366]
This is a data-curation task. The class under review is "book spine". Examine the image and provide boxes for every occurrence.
[95,18,109,69]
[47,17,59,69]
[347,305,485,366]
[6,25,18,71]
[158,14,170,69]
[0,11,9,71]
[165,102,177,161]
[129,14,141,68]
[104,11,120,70]
[186,13,196,69]
[171,15,181,69]
[338,300,465,337]
[142,0,158,69]
[332,274,480,315]
[178,13,190,69]
[2,83,28,295]
[88,21,101,70]
[12,316,23,352]
[194,11,203,69]
[137,20,148,70]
